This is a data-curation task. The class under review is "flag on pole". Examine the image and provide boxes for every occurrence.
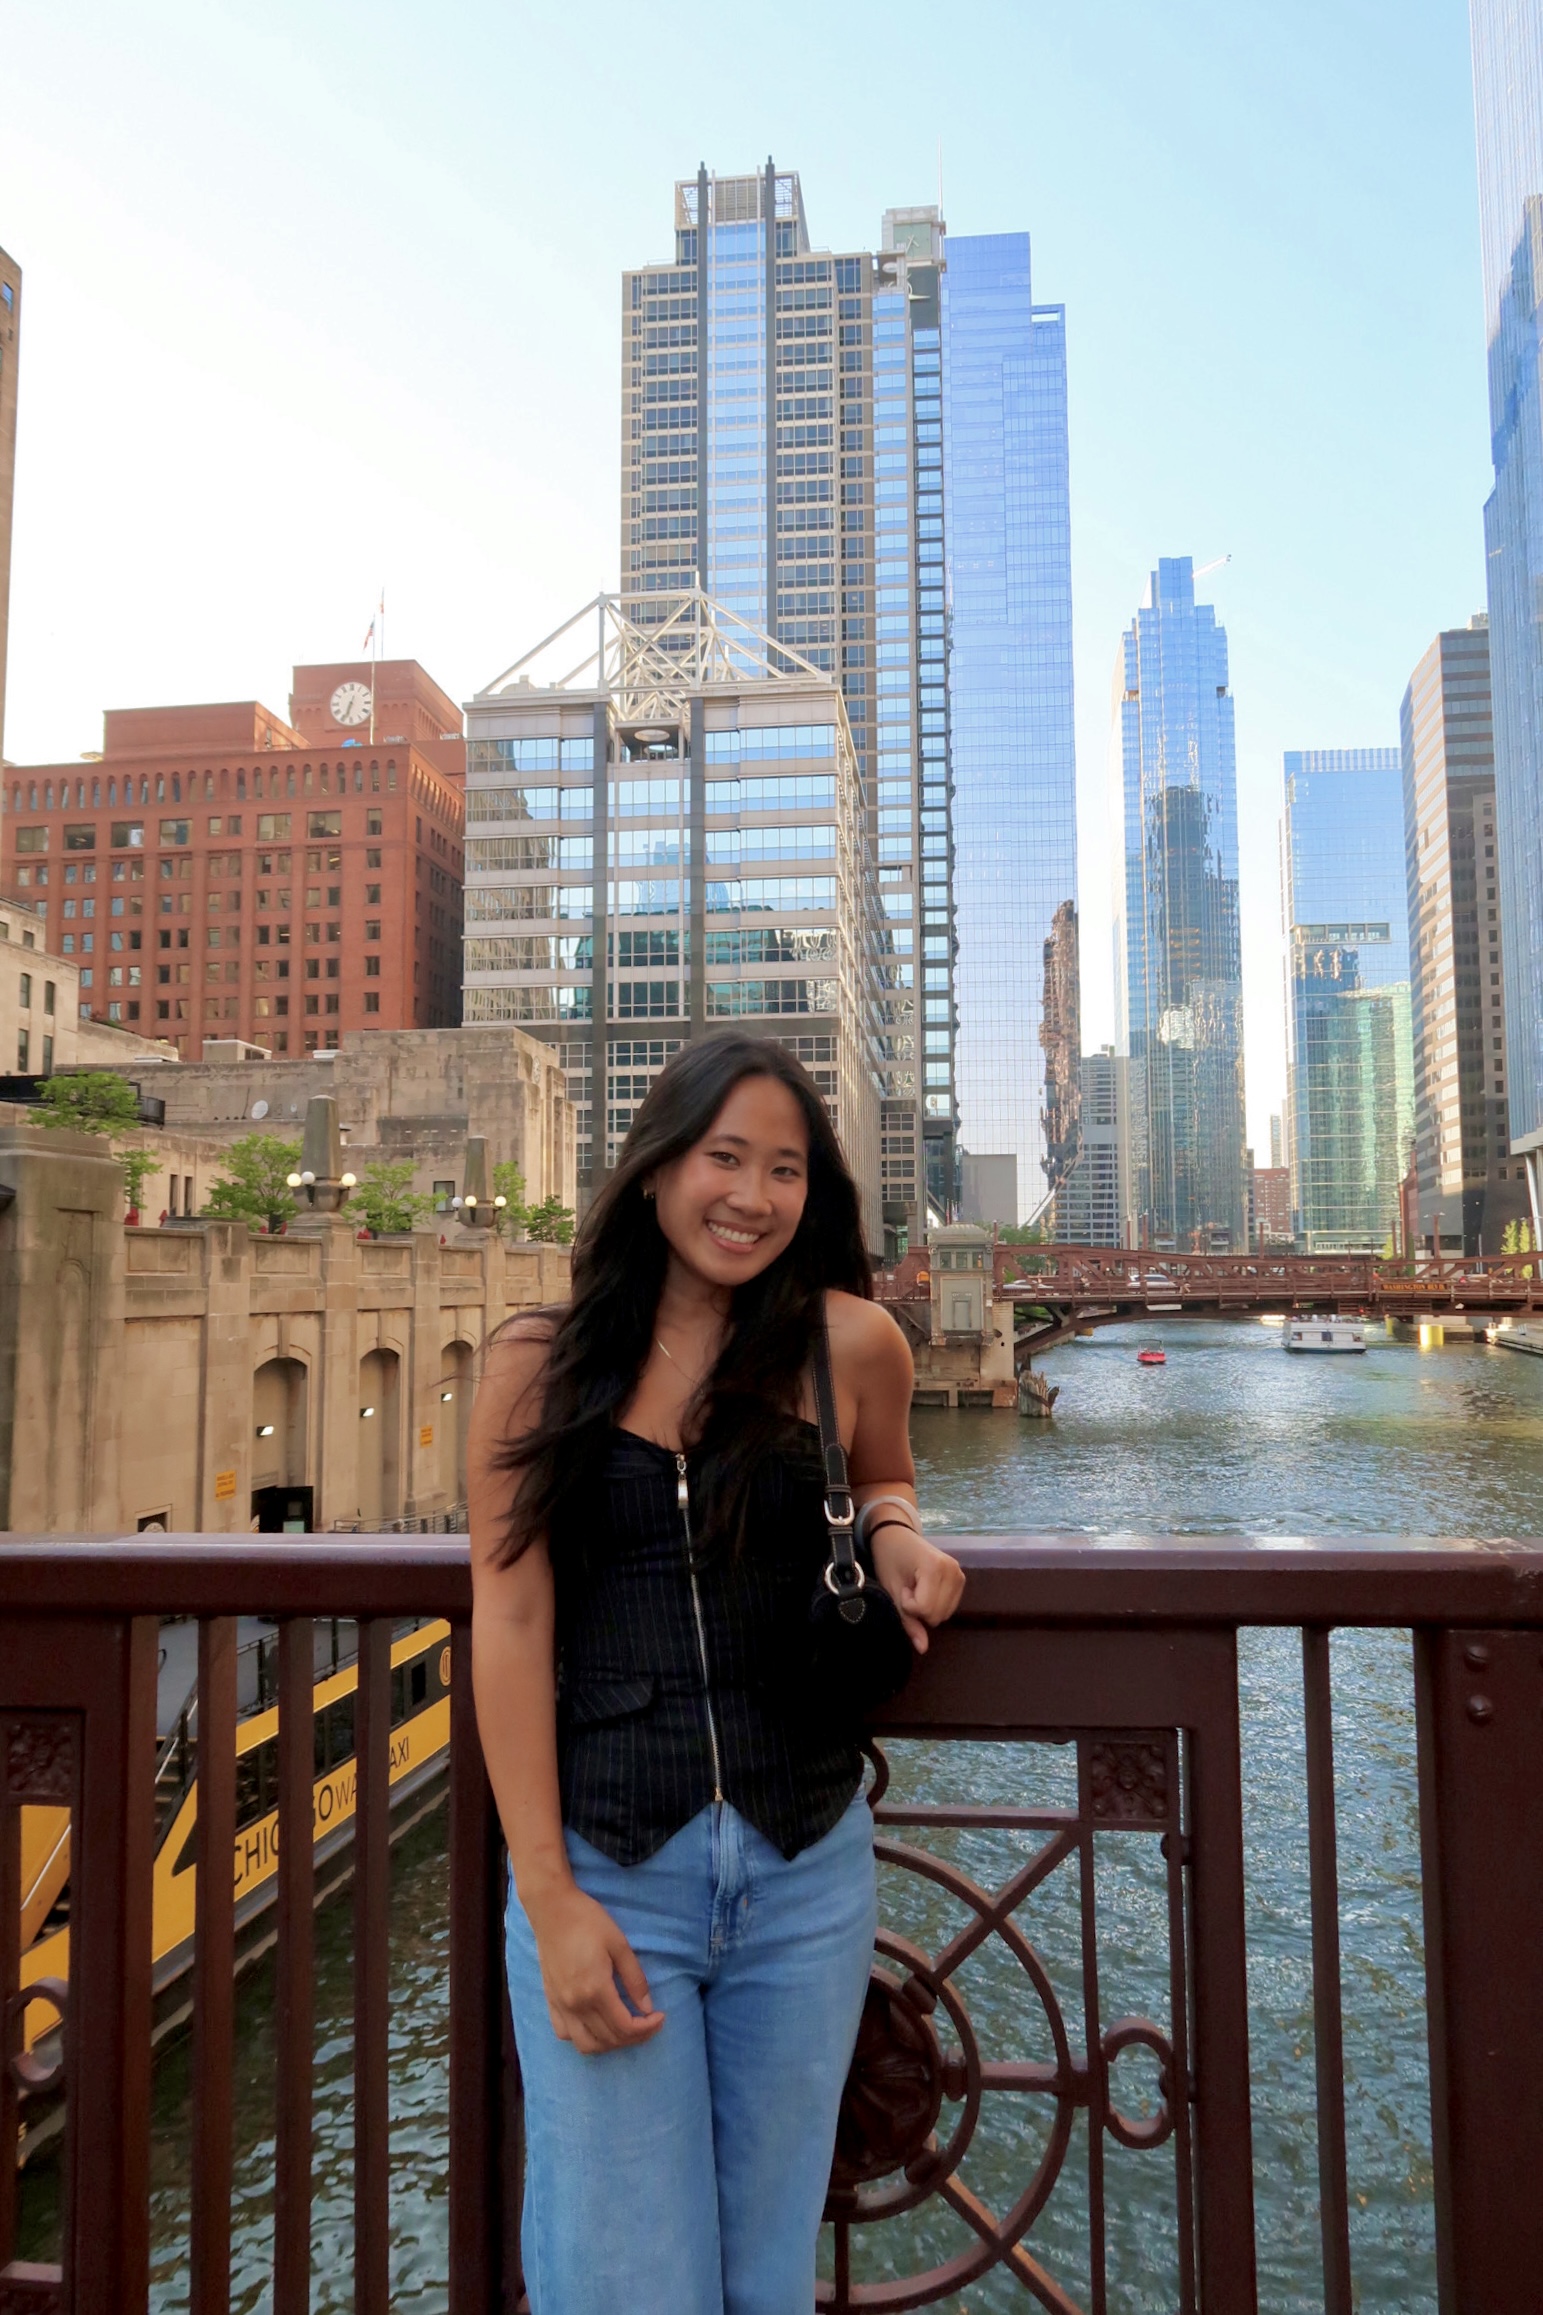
[362,618,375,652]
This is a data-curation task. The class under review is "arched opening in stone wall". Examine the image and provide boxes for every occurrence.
[357,1348,402,1528]
[438,1340,474,1511]
[252,1358,308,1489]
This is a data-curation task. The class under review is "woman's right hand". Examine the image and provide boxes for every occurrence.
[523,1880,666,2055]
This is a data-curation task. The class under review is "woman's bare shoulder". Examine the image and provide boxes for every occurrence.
[474,1313,558,1437]
[824,1289,913,1376]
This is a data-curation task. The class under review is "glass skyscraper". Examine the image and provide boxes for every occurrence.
[620,169,951,1243]
[1110,557,1247,1249]
[462,593,884,1243]
[942,235,1077,1226]
[1401,619,1528,1251]
[1470,0,1543,1227]
[1282,749,1414,1250]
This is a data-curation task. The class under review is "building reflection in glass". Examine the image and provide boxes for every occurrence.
[1111,558,1246,1250]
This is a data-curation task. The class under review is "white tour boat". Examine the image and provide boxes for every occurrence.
[1487,1321,1543,1357]
[1285,1318,1366,1354]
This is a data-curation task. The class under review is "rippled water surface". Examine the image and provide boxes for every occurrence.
[23,1320,1543,2310]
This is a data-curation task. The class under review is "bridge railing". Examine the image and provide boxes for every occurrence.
[5,1535,1543,2313]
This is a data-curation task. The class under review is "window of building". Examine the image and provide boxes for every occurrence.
[367,811,383,837]
[16,1030,28,1070]
[159,819,190,846]
[365,955,380,977]
[18,973,31,1008]
[307,812,341,837]
[364,991,380,1014]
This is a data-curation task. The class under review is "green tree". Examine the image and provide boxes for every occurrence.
[29,1072,142,1135]
[1503,1218,1535,1254]
[202,1134,303,1233]
[118,1147,159,1218]
[522,1194,575,1245]
[352,1159,433,1237]
[492,1160,528,1236]
[997,1221,1047,1246]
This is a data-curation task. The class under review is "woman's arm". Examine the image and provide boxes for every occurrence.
[468,1331,664,2054]
[828,1293,965,1652]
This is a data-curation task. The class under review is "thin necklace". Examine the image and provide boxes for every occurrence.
[656,1332,711,1389]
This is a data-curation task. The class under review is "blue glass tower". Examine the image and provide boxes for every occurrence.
[1283,750,1414,1249]
[1470,0,1543,1220]
[943,235,1078,1225]
[1111,557,1247,1249]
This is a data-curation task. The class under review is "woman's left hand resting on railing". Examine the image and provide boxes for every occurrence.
[868,1518,965,1653]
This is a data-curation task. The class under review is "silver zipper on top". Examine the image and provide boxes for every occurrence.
[676,1452,724,1803]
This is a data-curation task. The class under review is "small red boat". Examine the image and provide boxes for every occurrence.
[1137,1347,1167,1366]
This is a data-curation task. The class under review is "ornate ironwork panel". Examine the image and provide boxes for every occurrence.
[821,1732,1198,2314]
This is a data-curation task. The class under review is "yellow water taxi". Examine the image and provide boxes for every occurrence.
[16,1615,452,2159]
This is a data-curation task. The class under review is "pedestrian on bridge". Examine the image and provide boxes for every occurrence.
[468,1034,965,2315]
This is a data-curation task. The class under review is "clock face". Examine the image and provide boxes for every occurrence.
[329,681,372,728]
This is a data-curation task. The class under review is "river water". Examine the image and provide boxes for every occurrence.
[21,1318,1543,2310]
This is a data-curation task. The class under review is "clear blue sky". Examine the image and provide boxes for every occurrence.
[1,0,1489,1142]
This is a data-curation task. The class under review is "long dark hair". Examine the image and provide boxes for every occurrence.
[492,1034,871,1565]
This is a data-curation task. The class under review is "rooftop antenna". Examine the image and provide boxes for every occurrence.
[937,137,944,221]
[1193,554,1232,580]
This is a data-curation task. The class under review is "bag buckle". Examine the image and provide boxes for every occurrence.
[823,1556,867,1597]
[824,1494,855,1529]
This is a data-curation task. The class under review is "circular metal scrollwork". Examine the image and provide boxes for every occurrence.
[7,1975,67,2095]
[820,1743,1185,2310]
[1102,2014,1178,2151]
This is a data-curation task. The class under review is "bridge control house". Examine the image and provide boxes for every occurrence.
[0,660,466,1059]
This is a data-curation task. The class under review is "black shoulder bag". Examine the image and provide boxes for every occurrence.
[806,1318,916,1717]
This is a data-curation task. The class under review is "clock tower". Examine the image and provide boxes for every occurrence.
[287,659,465,787]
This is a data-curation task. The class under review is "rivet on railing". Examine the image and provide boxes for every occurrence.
[1466,1694,1494,1725]
[1463,1642,1492,1669]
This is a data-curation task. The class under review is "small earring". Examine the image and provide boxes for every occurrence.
[643,1187,656,1202]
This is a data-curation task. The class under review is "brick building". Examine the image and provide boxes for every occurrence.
[1251,1165,1293,1249]
[0,661,465,1059]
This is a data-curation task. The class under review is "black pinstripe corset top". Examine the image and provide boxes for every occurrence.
[552,1423,864,1865]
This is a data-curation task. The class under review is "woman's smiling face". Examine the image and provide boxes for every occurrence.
[648,1073,810,1288]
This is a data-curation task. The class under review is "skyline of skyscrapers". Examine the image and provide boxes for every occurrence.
[1400,616,1528,1252]
[1111,556,1248,1249]
[1470,0,1543,1236]
[1282,748,1413,1251]
[942,232,1077,1226]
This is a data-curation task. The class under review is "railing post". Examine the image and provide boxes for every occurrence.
[0,1615,159,2314]
[352,1619,393,2315]
[1415,1625,1543,2312]
[448,1618,520,2312]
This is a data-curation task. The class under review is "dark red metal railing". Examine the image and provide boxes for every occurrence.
[4,1534,1543,2313]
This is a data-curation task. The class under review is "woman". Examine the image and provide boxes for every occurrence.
[468,1035,964,2315]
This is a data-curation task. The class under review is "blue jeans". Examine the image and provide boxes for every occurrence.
[504,1790,876,2315]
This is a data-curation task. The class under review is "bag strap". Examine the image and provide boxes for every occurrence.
[812,1317,864,1600]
